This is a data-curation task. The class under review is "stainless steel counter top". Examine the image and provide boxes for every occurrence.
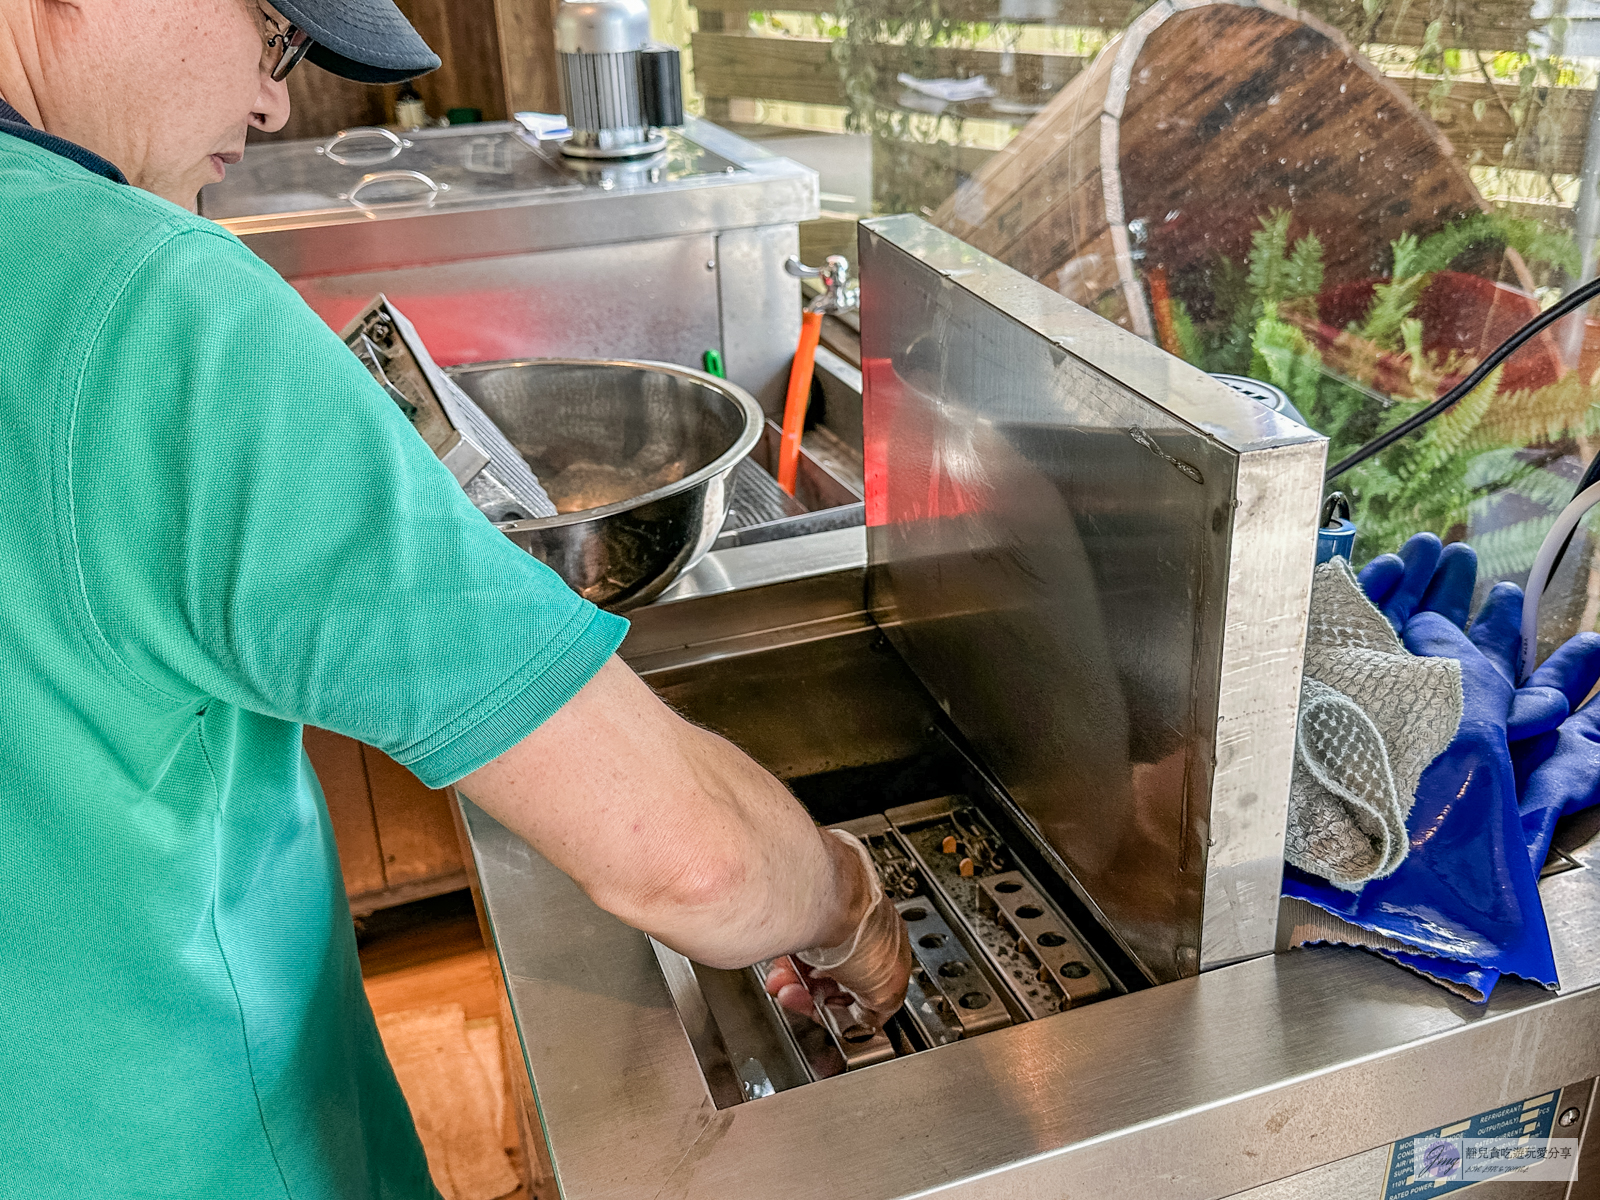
[459,798,1599,1200]
[457,532,1600,1200]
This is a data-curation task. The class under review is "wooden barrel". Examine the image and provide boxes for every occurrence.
[932,0,1498,338]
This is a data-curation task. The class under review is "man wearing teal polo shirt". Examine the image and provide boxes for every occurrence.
[0,1,910,1195]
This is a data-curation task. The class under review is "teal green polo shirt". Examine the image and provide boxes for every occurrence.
[0,130,627,1197]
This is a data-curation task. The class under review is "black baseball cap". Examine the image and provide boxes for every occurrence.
[272,0,441,83]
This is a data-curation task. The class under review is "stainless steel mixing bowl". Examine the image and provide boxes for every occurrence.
[446,358,764,611]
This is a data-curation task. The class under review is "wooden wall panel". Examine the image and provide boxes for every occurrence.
[691,0,1538,51]
[303,726,388,897]
[1301,0,1538,53]
[249,0,559,143]
[1391,78,1595,177]
[397,0,510,121]
[363,744,466,888]
[253,62,387,143]
[306,728,467,911]
[494,0,561,116]
[691,31,1085,114]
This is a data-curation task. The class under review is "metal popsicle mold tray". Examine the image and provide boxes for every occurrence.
[887,797,1113,1017]
[747,799,1114,1083]
[750,958,892,1076]
[896,898,1011,1044]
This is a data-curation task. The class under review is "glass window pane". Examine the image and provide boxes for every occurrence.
[650,0,1600,650]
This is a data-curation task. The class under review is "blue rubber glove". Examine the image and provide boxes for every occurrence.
[1510,633,1600,797]
[1361,533,1600,866]
[1284,535,1560,994]
[1358,536,1570,740]
[1519,691,1600,869]
[1357,534,1459,627]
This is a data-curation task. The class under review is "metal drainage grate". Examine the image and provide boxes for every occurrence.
[723,457,806,531]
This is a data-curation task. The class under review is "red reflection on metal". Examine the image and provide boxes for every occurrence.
[863,356,893,527]
[294,285,580,366]
[863,355,989,528]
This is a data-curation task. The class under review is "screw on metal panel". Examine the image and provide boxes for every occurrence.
[1559,1107,1581,1127]
[705,259,716,271]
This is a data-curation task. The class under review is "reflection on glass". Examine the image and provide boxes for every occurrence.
[650,0,1600,649]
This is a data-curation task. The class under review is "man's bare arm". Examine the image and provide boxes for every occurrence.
[457,656,900,1001]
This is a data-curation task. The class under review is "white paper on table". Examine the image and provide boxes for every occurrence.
[514,111,573,141]
[894,73,998,102]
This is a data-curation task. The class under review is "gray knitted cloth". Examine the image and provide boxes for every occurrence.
[1285,559,1463,890]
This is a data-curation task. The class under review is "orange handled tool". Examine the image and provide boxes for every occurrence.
[1146,265,1182,358]
[778,310,824,495]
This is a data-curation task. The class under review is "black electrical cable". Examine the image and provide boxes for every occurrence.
[1541,445,1600,592]
[1325,274,1600,483]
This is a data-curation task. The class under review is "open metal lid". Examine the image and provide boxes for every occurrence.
[859,216,1327,983]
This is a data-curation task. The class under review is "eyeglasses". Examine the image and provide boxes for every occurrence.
[261,12,312,82]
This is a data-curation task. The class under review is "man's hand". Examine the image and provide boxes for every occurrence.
[763,853,914,1030]
[457,656,914,1007]
[763,918,913,1033]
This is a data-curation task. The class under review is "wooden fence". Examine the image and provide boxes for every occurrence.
[686,0,1595,218]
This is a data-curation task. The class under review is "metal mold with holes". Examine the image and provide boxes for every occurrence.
[895,899,1011,1039]
[889,797,1114,1019]
[754,811,1022,1069]
[749,959,893,1076]
[979,872,1112,1009]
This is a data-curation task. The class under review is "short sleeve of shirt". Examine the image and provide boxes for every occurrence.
[66,225,628,787]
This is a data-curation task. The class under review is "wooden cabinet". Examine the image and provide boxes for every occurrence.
[304,727,466,914]
[258,0,561,143]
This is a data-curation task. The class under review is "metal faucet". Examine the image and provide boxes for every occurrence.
[785,254,859,315]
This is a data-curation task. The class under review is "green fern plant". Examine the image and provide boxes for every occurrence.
[1196,209,1323,375]
[1168,209,1587,563]
[1245,208,1325,312]
[1465,449,1583,577]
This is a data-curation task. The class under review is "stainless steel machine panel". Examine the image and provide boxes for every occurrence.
[207,121,746,232]
[858,215,1327,982]
[204,119,817,416]
[1221,1078,1596,1199]
[293,235,722,383]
